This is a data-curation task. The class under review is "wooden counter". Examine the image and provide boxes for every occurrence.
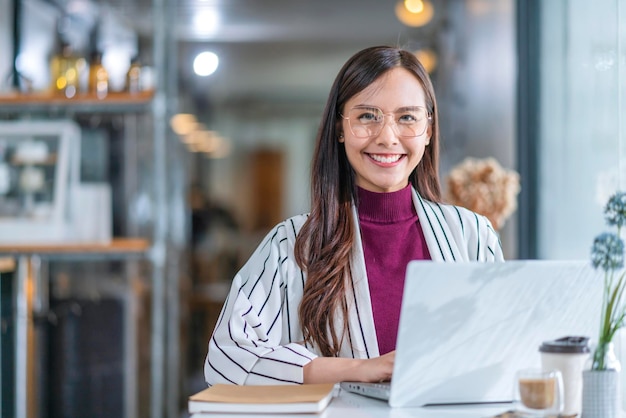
[0,238,150,256]
[0,91,155,114]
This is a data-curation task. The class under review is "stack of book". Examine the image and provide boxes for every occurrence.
[188,383,336,416]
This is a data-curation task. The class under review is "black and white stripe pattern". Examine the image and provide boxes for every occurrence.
[413,191,503,262]
[204,189,504,386]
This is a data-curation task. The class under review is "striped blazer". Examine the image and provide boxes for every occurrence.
[204,189,504,386]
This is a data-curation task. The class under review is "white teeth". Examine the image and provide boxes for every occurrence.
[370,154,401,163]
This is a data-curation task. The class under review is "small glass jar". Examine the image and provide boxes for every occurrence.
[126,56,142,93]
[88,51,109,99]
[51,42,82,98]
[588,341,621,371]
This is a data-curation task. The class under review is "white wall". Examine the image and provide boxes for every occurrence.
[538,0,626,259]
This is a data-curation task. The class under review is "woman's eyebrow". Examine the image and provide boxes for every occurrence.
[352,104,380,109]
[352,105,425,111]
[395,105,426,111]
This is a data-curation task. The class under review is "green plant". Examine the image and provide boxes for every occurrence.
[590,191,626,370]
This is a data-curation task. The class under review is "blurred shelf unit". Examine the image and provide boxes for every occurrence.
[0,91,155,114]
[0,90,157,418]
[2,0,176,415]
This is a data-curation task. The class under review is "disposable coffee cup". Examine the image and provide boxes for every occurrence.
[539,336,590,417]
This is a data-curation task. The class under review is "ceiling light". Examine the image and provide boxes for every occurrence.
[205,136,231,159]
[193,51,219,77]
[170,113,198,136]
[404,0,424,13]
[193,9,220,36]
[395,0,434,27]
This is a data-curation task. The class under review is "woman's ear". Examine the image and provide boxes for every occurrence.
[338,133,345,143]
[425,124,432,145]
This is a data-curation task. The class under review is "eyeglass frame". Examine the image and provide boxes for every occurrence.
[339,105,433,139]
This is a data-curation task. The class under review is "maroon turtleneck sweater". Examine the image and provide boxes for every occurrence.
[357,185,431,355]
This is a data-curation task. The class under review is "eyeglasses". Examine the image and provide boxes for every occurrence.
[341,106,432,139]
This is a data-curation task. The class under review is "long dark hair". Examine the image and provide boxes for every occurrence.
[294,46,441,357]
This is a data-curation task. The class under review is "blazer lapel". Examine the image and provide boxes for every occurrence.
[412,189,461,262]
[345,205,380,358]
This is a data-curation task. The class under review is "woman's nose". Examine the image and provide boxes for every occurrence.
[375,119,399,146]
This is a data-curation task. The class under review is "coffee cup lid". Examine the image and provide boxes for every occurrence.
[539,336,590,353]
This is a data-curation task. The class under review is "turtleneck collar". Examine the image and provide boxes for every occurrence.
[357,184,416,223]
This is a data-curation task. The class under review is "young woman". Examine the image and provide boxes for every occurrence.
[204,45,504,386]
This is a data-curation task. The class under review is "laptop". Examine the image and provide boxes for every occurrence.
[340,260,602,408]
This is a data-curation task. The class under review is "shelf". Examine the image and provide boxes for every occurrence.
[11,154,57,166]
[0,237,150,259]
[0,91,155,114]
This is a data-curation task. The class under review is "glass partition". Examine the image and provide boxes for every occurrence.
[538,0,626,259]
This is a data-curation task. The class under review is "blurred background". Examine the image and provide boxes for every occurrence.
[0,0,625,418]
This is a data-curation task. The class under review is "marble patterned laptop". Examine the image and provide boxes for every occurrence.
[341,260,601,408]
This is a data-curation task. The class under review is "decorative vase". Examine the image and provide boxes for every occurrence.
[581,342,621,418]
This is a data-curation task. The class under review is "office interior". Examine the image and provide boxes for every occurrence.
[0,0,624,417]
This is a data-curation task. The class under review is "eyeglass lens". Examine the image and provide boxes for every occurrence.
[346,106,429,138]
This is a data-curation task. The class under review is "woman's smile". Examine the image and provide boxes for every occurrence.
[367,153,405,165]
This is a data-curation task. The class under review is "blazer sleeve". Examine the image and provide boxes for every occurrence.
[204,219,317,386]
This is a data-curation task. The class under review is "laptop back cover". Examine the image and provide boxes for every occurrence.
[389,260,601,408]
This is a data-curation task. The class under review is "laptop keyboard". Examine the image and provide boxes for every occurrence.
[340,381,391,401]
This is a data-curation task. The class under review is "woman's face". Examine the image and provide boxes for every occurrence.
[340,67,431,193]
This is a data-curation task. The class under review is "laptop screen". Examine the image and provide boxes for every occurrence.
[388,260,600,408]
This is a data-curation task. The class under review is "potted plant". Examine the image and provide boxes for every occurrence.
[445,157,520,231]
[582,191,626,418]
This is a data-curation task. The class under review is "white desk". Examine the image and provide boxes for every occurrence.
[188,385,626,418]
[324,389,510,417]
[191,387,512,418]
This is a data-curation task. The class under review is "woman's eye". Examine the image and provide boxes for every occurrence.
[358,112,379,122]
[398,114,417,123]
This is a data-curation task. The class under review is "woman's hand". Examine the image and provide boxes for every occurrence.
[358,350,395,382]
[303,351,395,384]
